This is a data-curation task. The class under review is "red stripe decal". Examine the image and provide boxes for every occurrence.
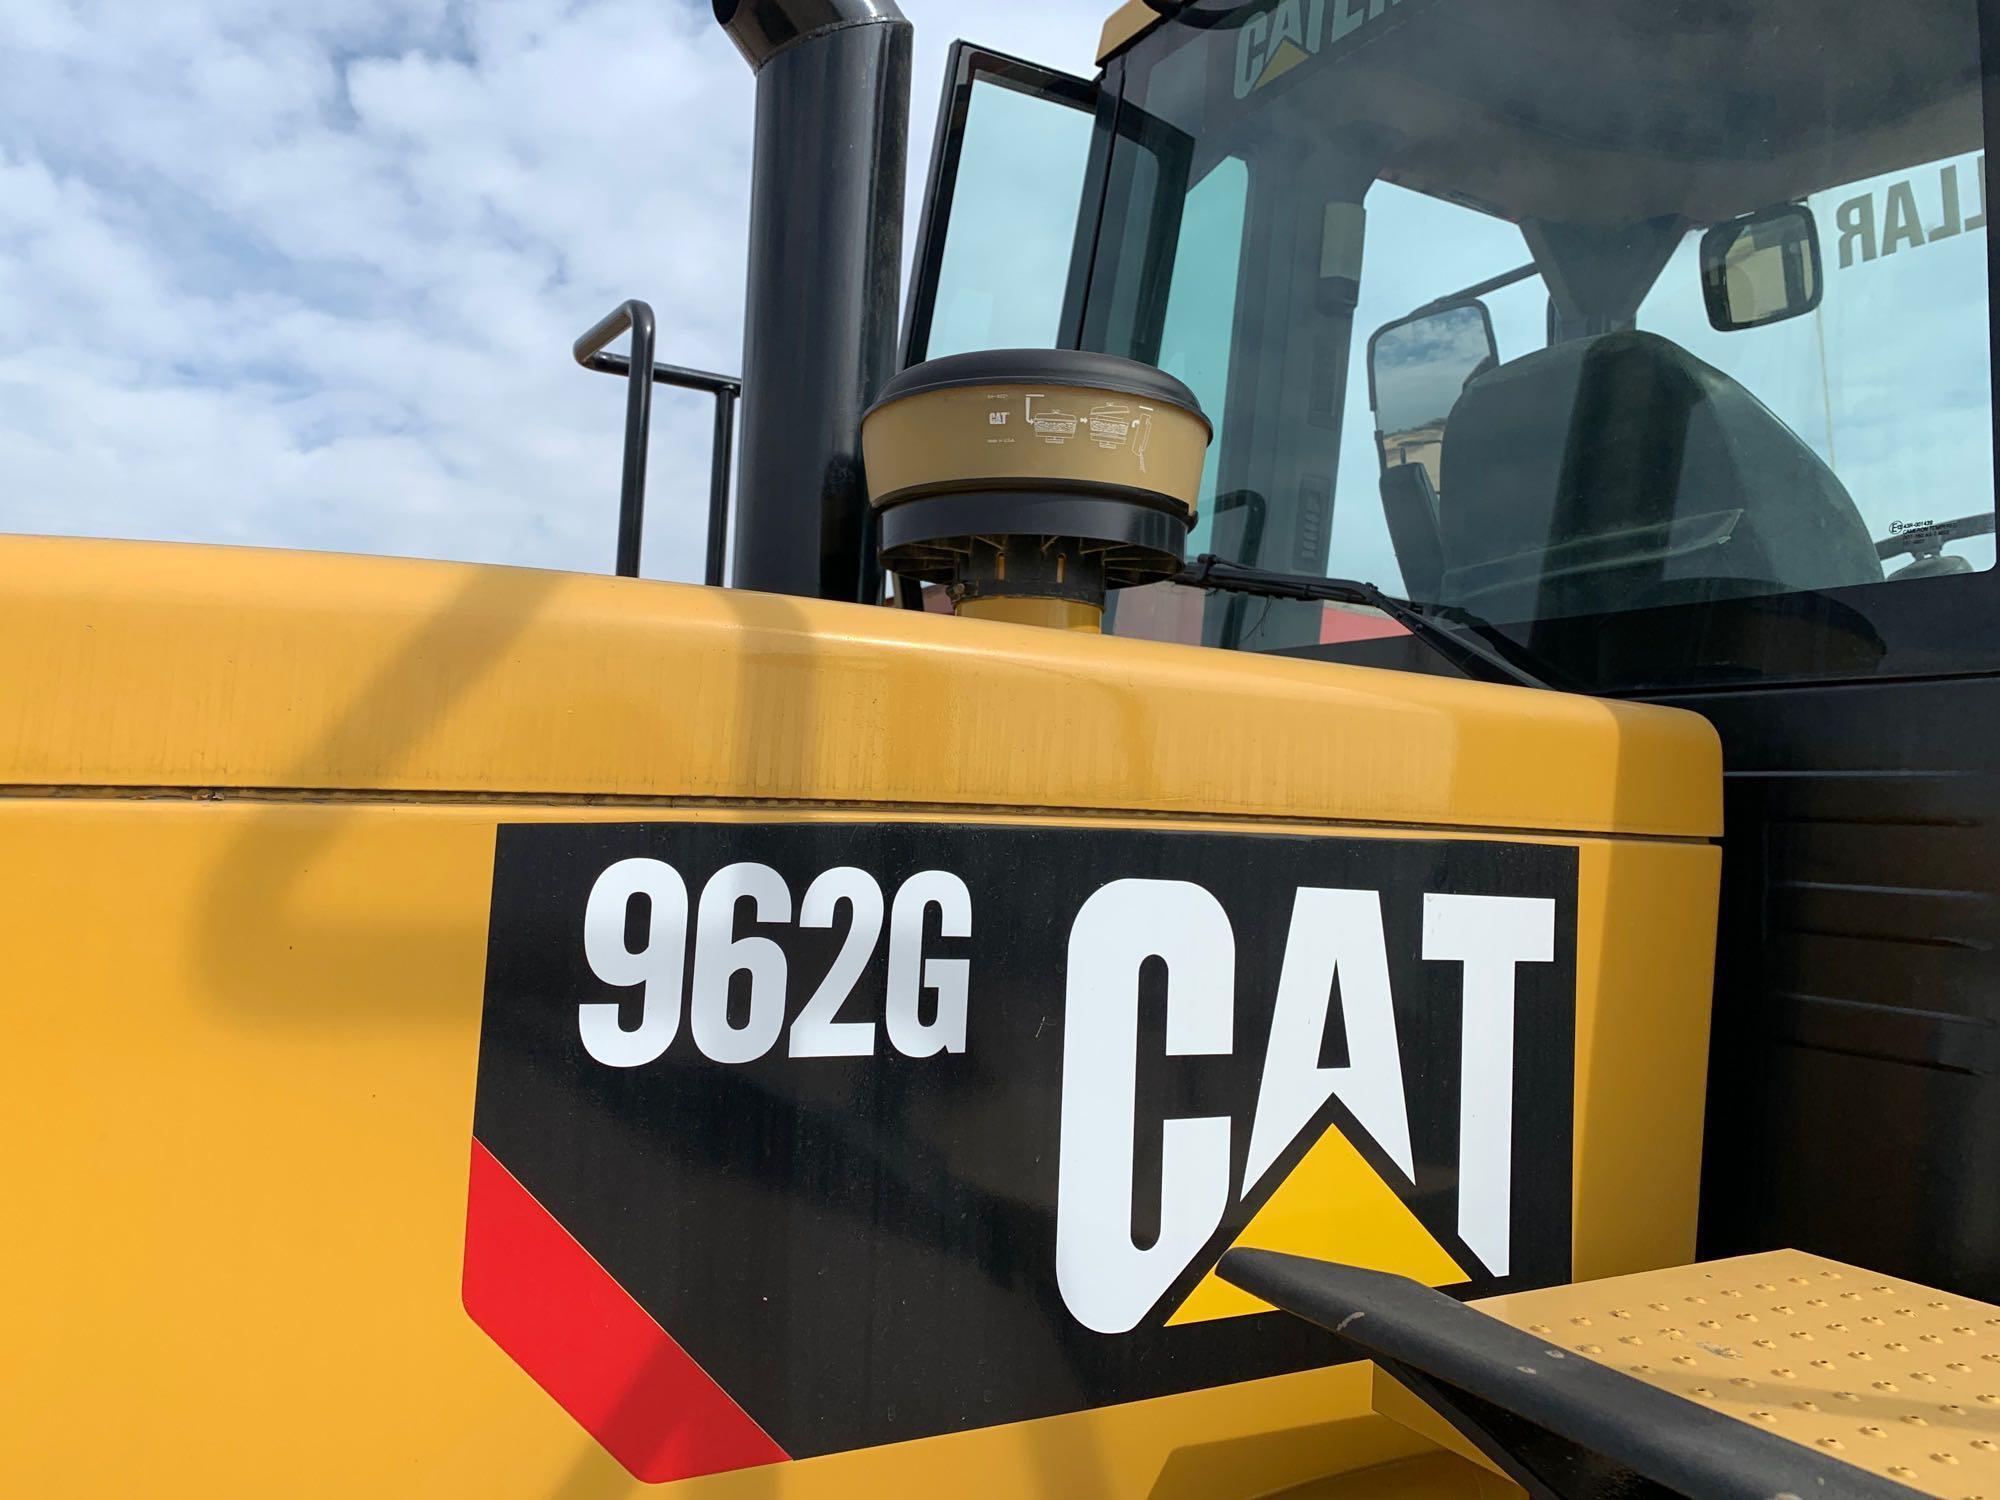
[462,1138,790,1483]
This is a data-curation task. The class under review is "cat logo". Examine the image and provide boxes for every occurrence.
[465,821,1576,1484]
[1234,0,1414,99]
[1057,880,1555,1335]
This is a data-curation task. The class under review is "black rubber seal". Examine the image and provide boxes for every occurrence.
[867,349,1210,436]
[870,473,1196,517]
[958,535,1110,608]
[878,489,1190,587]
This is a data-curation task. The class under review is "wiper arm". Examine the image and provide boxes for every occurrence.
[1172,554,1560,691]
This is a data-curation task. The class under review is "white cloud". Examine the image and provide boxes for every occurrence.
[0,0,1113,580]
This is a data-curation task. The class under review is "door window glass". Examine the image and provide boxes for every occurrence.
[904,46,1098,364]
[1078,0,1996,684]
[1637,155,1995,577]
[1161,157,1249,552]
[926,84,1096,357]
[1105,157,1249,645]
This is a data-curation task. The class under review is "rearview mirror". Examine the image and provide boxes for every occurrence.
[1700,204,1823,332]
[1366,300,1499,488]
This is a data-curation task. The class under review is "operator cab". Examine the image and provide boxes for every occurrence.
[906,0,1995,690]
[902,0,2000,1300]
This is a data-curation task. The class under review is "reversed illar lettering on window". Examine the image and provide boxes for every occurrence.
[1833,155,1988,269]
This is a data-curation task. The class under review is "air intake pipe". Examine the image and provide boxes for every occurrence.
[715,0,912,602]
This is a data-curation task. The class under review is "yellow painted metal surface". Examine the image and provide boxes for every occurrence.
[0,796,1636,1497]
[0,536,1720,839]
[1171,1123,1468,1325]
[0,537,1721,1495]
[1372,1370,1515,1482]
[1475,1251,2000,1498]
[955,595,1105,633]
[1275,1451,1523,1498]
[1099,0,1163,62]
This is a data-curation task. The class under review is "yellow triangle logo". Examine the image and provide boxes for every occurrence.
[1255,38,1311,90]
[1167,1122,1466,1325]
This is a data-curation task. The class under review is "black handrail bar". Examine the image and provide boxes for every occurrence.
[574,299,741,584]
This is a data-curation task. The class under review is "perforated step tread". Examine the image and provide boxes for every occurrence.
[1474,1250,2000,1498]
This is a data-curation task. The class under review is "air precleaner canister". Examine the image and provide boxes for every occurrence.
[861,349,1211,631]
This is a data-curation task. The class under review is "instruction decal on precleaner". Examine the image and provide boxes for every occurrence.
[464,821,1577,1482]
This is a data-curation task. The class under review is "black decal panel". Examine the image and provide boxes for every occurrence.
[470,822,1577,1460]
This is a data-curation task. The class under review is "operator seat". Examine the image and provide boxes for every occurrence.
[1433,330,1883,622]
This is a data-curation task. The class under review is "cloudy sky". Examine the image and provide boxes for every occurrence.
[0,0,1110,582]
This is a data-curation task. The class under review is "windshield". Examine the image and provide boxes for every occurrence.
[1083,0,1995,687]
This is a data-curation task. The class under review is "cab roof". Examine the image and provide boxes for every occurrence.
[1099,0,1162,63]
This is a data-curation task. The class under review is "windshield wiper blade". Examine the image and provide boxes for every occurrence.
[1172,554,1560,692]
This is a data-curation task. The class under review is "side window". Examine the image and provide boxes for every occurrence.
[1332,184,1549,599]
[1103,158,1248,646]
[1637,153,1995,578]
[1159,157,1248,553]
[902,46,1099,364]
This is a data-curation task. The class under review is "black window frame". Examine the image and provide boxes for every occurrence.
[898,42,1106,370]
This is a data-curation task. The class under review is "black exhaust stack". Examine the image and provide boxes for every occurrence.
[715,0,912,602]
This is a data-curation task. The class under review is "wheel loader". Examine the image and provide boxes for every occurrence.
[5,0,1999,1495]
